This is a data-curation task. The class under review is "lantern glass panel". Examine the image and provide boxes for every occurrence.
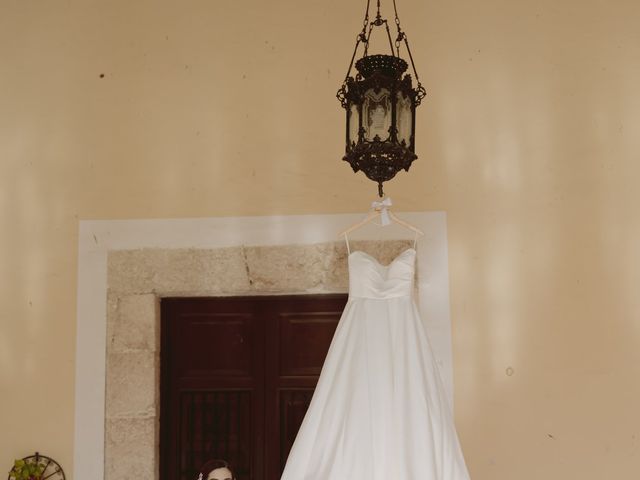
[348,103,360,146]
[363,88,391,141]
[396,91,413,146]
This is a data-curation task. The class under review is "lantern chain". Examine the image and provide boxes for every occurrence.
[392,0,427,105]
[363,22,374,57]
[366,0,395,57]
[384,19,396,56]
[337,0,372,107]
[363,0,371,29]
[337,0,426,107]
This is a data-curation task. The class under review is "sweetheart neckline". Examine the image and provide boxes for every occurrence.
[348,247,416,267]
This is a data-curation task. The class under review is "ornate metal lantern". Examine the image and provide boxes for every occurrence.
[337,0,426,197]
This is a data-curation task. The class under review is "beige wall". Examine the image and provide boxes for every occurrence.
[1,0,639,478]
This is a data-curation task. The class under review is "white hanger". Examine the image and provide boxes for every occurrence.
[338,197,425,238]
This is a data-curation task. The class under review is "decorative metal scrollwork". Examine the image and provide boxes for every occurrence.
[337,0,426,197]
[7,452,65,480]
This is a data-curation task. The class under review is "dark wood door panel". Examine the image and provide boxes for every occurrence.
[161,298,266,480]
[264,295,346,480]
[278,389,315,471]
[178,390,254,480]
[161,294,347,480]
[176,313,255,378]
[278,312,341,377]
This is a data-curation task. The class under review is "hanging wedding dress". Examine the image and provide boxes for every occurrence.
[280,241,471,480]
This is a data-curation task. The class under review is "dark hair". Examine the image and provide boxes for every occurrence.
[198,459,235,479]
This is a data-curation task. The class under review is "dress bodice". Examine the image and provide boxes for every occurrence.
[348,248,416,300]
[283,243,472,480]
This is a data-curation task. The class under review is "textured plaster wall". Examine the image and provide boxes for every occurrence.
[2,0,640,478]
[104,241,409,479]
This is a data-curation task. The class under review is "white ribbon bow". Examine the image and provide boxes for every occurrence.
[372,197,393,226]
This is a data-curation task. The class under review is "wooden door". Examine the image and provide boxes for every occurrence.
[160,294,347,480]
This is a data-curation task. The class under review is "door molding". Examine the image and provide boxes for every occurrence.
[75,212,451,480]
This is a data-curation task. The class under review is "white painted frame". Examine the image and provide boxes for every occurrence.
[74,212,451,479]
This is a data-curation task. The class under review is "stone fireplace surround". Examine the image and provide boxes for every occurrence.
[75,213,451,480]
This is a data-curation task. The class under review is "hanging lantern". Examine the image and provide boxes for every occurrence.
[337,0,426,197]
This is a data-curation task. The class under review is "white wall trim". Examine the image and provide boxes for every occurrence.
[74,212,451,479]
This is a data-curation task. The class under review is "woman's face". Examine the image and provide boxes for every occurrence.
[207,467,233,480]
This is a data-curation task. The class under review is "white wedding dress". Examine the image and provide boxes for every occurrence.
[280,244,471,480]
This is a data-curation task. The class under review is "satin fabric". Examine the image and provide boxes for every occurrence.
[280,248,471,480]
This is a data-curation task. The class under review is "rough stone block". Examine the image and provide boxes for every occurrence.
[244,244,328,292]
[151,247,250,295]
[106,351,157,418]
[105,417,157,480]
[108,249,159,294]
[110,294,159,352]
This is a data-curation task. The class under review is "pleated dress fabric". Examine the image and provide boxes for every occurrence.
[280,248,471,480]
